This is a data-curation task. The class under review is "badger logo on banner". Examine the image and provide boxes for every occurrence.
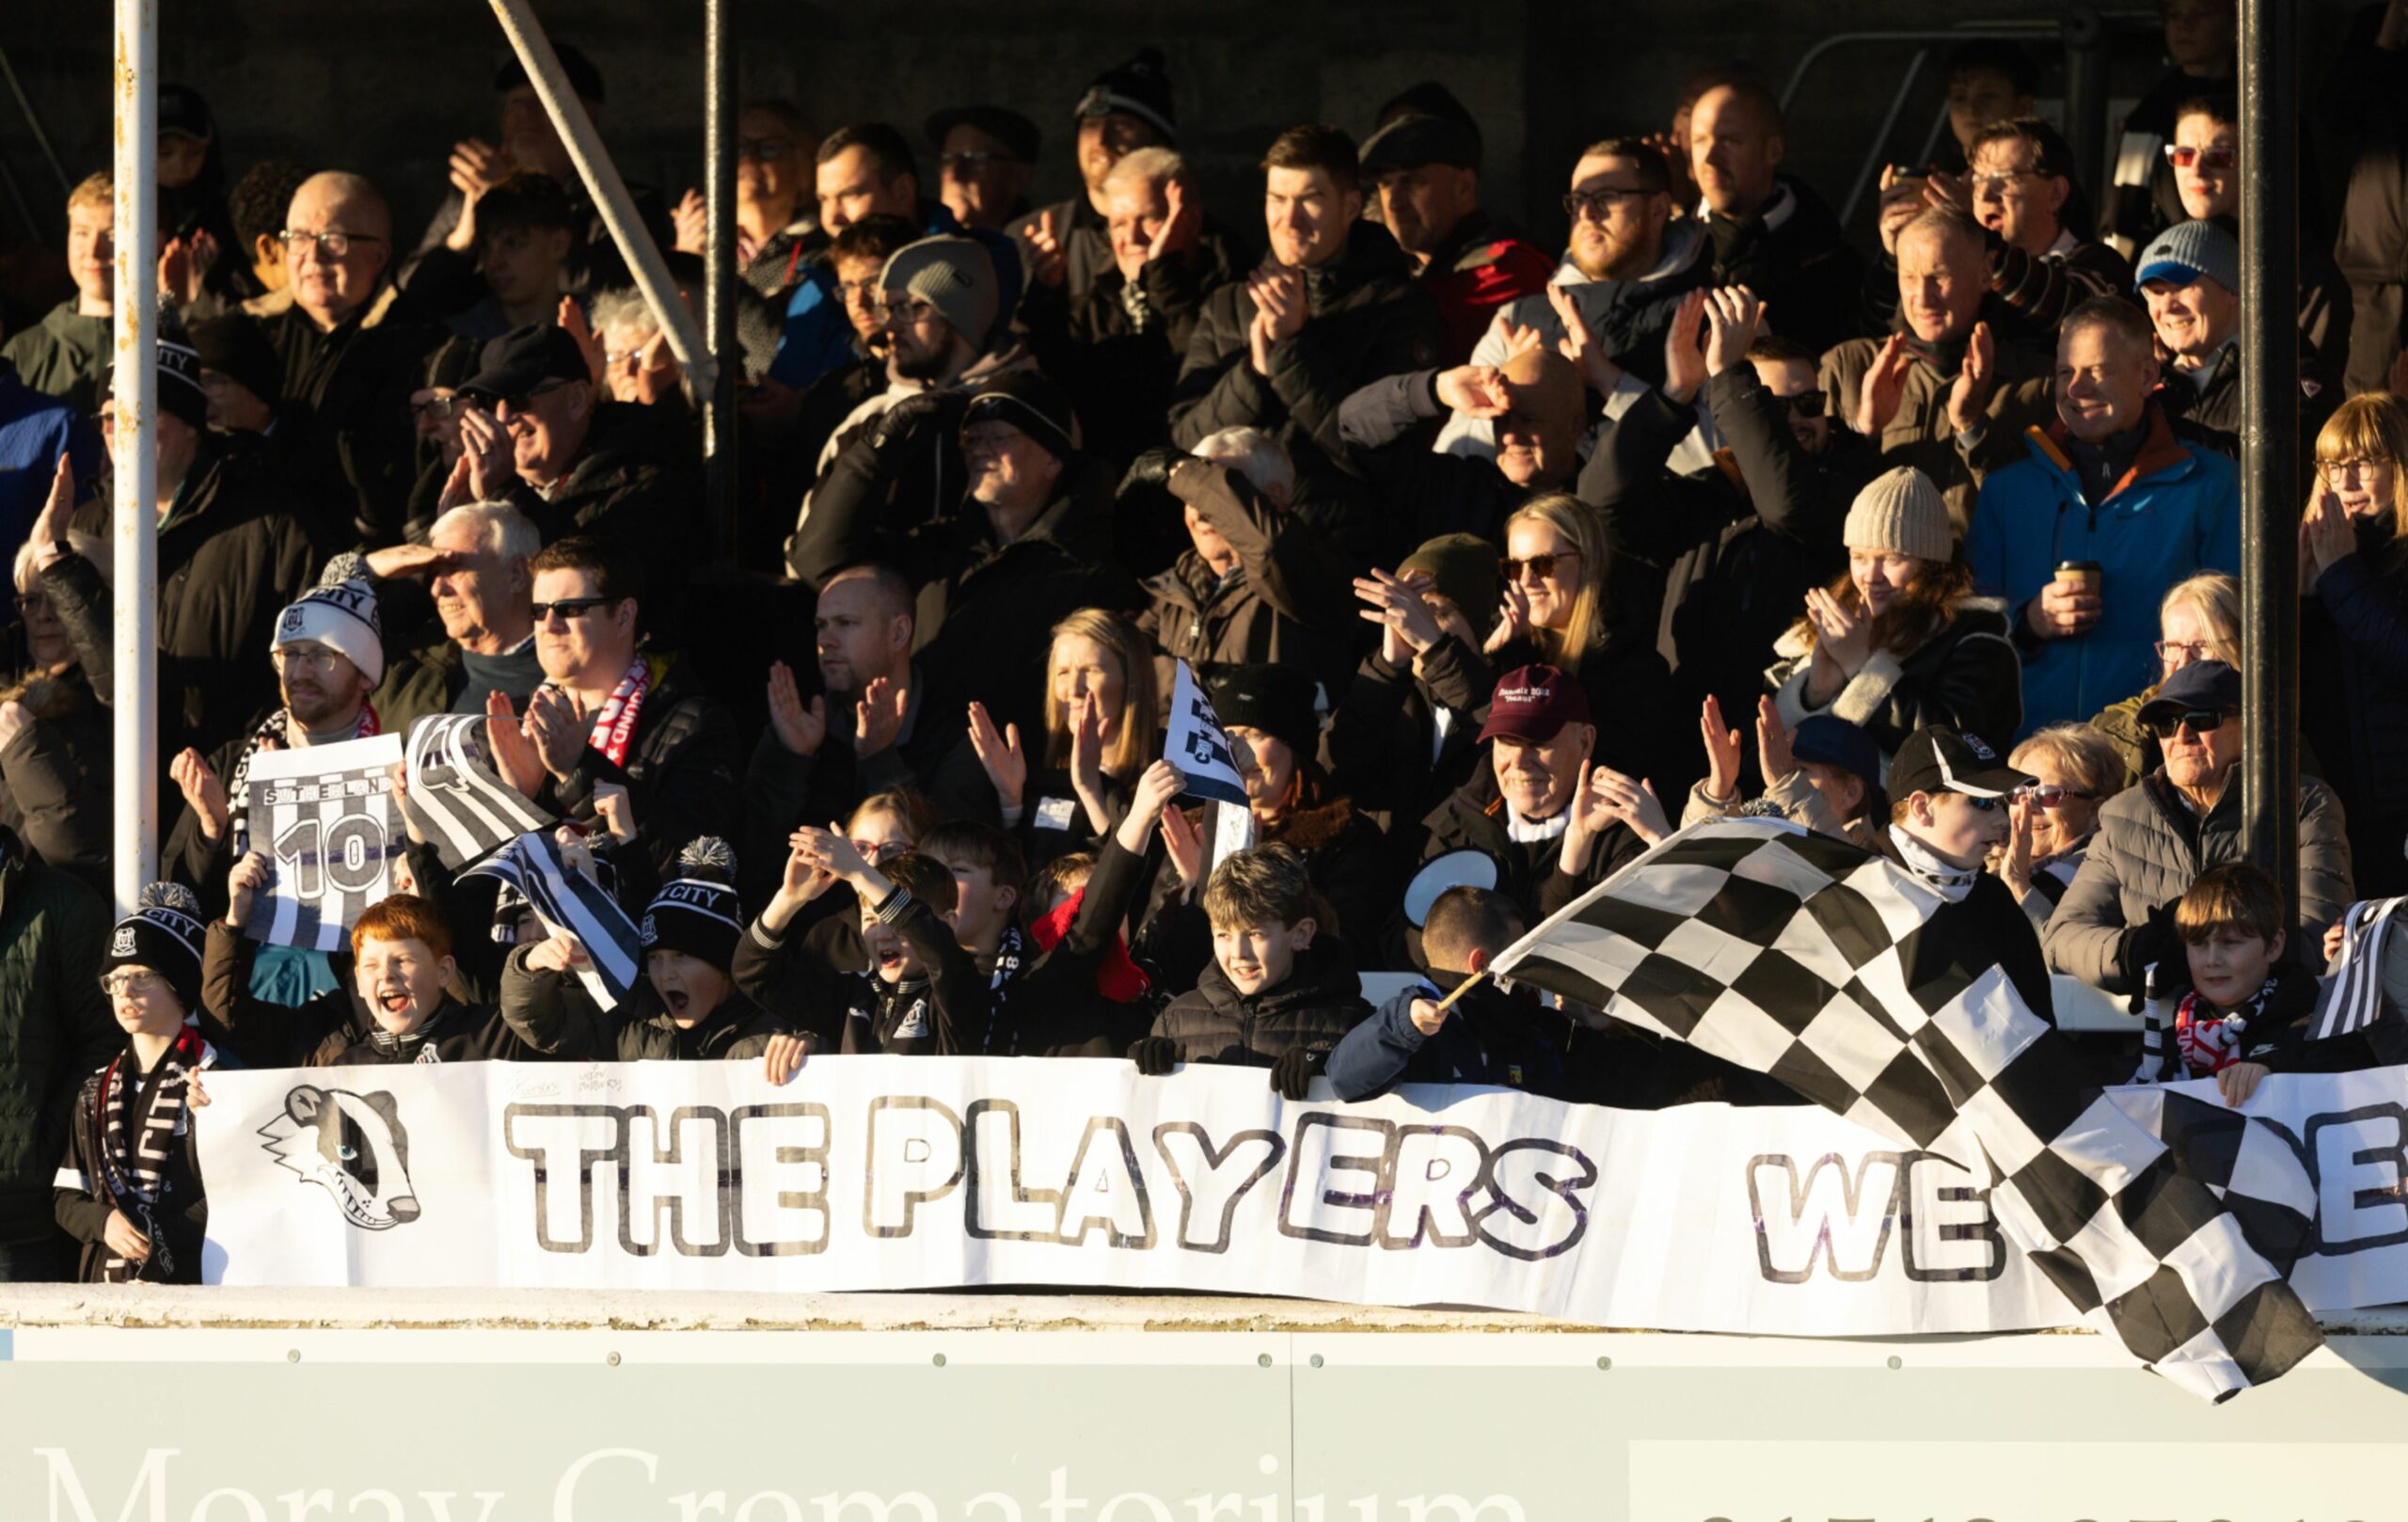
[259,1085,421,1230]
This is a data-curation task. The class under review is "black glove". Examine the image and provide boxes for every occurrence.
[1128,1036,1180,1076]
[1270,1047,1325,1101]
[867,390,948,452]
[2116,905,2187,1010]
[1117,447,1181,497]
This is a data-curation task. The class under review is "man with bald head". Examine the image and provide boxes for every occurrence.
[259,170,443,547]
[1686,80,1864,355]
[1818,205,2052,525]
[1337,344,1589,561]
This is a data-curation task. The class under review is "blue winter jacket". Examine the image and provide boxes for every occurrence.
[1967,405,2239,736]
[0,362,102,624]
[1326,976,1570,1102]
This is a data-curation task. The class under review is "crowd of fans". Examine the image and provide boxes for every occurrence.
[7,0,2408,1285]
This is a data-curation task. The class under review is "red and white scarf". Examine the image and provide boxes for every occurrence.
[583,659,651,769]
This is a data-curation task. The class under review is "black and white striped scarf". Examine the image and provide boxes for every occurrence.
[2315,896,2408,1042]
[91,1028,216,1283]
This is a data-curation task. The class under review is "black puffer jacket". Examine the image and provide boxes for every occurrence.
[1168,223,1441,481]
[1767,597,2023,766]
[1582,365,1865,742]
[62,435,324,760]
[499,950,782,1061]
[1148,940,1370,1069]
[532,656,742,885]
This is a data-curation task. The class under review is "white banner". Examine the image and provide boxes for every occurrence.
[194,1058,2408,1335]
[241,734,406,951]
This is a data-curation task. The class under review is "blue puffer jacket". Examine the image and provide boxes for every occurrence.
[1967,406,2239,736]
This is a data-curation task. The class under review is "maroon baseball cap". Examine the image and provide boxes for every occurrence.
[1478,664,1591,744]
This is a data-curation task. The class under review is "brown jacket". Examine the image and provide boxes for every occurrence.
[1818,336,2053,531]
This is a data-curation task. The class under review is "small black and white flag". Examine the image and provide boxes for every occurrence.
[404,714,555,869]
[1488,817,2324,1401]
[1164,659,1246,807]
[242,735,406,952]
[464,831,643,1008]
[2314,896,2408,1042]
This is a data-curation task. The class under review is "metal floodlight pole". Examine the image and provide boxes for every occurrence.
[704,0,738,561]
[484,0,718,398]
[2238,0,2301,912]
[111,0,159,918]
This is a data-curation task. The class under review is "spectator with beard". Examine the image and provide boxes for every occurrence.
[1582,289,1869,769]
[1686,80,1865,356]
[794,373,1137,748]
[1359,110,1551,366]
[788,235,1015,556]
[493,535,739,882]
[672,100,820,382]
[2102,0,2238,263]
[361,499,543,734]
[261,170,444,548]
[1971,297,2239,733]
[2136,219,2339,459]
[781,214,918,483]
[1434,138,1709,462]
[928,106,1039,235]
[768,124,1022,394]
[3,173,115,415]
[1018,147,1232,471]
[1169,124,1440,487]
[1767,467,2021,765]
[745,563,986,898]
[1823,206,2053,528]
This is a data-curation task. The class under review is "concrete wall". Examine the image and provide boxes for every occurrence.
[0,0,2377,300]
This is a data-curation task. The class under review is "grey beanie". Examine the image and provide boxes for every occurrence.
[1843,466,1954,563]
[2135,217,2240,295]
[879,236,999,351]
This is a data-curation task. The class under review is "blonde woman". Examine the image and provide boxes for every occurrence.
[1995,721,2123,932]
[2302,391,2408,895]
[1487,492,1681,787]
[2086,571,2240,789]
[968,608,1162,873]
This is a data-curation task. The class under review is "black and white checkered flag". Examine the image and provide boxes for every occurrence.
[1488,817,2323,1401]
[404,714,555,869]
[463,831,643,1008]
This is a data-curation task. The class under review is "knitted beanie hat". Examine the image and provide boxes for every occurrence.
[640,838,744,972]
[104,882,208,1013]
[273,552,386,686]
[1843,466,1954,563]
[879,236,999,352]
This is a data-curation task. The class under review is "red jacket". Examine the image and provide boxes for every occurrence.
[1419,212,1555,366]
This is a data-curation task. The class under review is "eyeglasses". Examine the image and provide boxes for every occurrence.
[940,150,1018,170]
[737,135,794,162]
[2154,639,2213,666]
[2144,707,2235,739]
[271,645,348,674]
[1968,170,2039,197]
[1561,188,1652,221]
[2320,456,2390,480]
[282,229,386,258]
[2015,783,2097,809]
[878,296,939,325]
[1778,390,1828,419]
[495,379,575,429]
[852,837,910,863]
[531,596,617,624]
[1500,549,1580,582]
[410,394,464,421]
[101,971,166,998]
[2162,145,2237,172]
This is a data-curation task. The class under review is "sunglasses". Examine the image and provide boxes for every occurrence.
[531,595,617,624]
[1561,187,1652,220]
[2144,707,2234,739]
[1778,390,1828,419]
[2015,784,2096,808]
[1500,549,1580,581]
[2162,145,2237,172]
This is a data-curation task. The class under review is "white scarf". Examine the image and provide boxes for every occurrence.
[1888,825,1980,903]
